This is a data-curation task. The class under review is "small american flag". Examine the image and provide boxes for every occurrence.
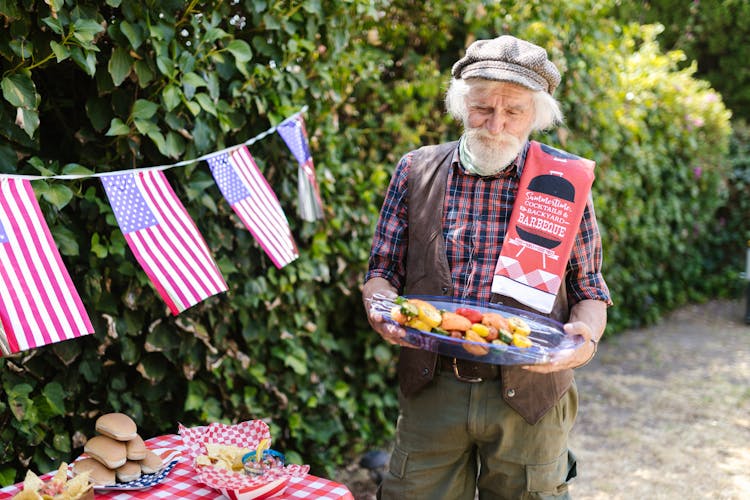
[0,178,94,355]
[207,145,298,269]
[101,170,227,315]
[276,114,324,222]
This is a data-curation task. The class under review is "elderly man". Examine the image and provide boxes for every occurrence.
[363,35,611,499]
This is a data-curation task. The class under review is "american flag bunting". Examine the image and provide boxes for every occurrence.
[276,114,324,222]
[0,178,94,355]
[100,170,227,315]
[207,145,298,269]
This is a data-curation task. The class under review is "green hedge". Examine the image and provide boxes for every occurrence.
[0,0,735,487]
[0,0,390,483]
[615,0,750,292]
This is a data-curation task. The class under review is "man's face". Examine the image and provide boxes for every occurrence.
[463,81,535,174]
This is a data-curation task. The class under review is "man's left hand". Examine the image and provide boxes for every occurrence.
[521,320,597,373]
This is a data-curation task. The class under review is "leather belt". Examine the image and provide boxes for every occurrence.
[438,355,500,383]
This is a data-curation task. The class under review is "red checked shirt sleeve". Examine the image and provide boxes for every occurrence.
[566,195,612,305]
[365,153,411,292]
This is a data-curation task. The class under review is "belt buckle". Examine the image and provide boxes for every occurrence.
[452,357,483,383]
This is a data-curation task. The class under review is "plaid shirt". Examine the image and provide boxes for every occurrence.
[366,141,611,306]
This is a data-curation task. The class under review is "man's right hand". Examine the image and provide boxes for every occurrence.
[363,277,411,347]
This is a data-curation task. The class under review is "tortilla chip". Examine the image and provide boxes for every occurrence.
[63,471,91,499]
[13,464,93,500]
[51,463,68,485]
[11,490,42,500]
[21,470,44,494]
[200,443,251,472]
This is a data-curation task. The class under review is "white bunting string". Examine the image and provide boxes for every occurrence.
[0,105,308,181]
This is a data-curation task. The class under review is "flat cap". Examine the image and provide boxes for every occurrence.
[452,35,561,94]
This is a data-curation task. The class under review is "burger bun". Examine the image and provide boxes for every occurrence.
[116,461,142,483]
[84,435,127,469]
[126,435,147,461]
[139,450,163,474]
[95,413,138,441]
[73,457,117,486]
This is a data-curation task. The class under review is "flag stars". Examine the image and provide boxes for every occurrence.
[278,117,311,165]
[207,151,251,205]
[101,173,157,234]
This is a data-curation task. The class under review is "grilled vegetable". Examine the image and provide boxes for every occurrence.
[440,311,472,332]
[406,318,431,332]
[408,299,443,329]
[497,328,513,345]
[462,330,490,356]
[481,312,510,331]
[485,326,499,341]
[389,297,419,325]
[470,323,491,338]
[508,316,531,337]
[431,326,450,336]
[456,307,483,324]
[512,333,533,348]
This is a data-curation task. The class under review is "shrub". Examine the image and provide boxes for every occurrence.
[614,0,750,122]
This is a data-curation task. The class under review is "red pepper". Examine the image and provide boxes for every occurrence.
[455,307,483,324]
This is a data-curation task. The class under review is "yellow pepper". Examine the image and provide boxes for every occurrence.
[470,323,491,338]
[508,316,531,337]
[406,318,431,332]
[511,333,533,348]
[408,299,443,329]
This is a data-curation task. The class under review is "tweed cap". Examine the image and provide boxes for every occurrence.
[452,35,561,94]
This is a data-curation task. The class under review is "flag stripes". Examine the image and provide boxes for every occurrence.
[101,170,227,315]
[0,178,93,355]
[207,145,298,269]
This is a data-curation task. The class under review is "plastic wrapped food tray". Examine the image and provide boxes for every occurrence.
[372,294,583,365]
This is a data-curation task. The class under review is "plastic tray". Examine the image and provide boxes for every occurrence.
[373,294,582,365]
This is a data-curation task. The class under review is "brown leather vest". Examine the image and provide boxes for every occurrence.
[398,141,574,425]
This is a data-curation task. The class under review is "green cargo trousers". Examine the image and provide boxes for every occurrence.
[378,368,579,499]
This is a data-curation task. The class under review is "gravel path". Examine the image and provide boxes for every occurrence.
[341,298,750,499]
[569,298,750,499]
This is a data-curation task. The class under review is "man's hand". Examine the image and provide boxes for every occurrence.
[522,299,607,373]
[363,277,413,347]
[522,321,596,373]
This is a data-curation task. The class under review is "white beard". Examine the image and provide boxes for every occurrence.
[463,128,526,176]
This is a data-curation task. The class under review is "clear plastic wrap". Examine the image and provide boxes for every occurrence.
[371,294,582,365]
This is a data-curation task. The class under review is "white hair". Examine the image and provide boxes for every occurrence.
[445,78,564,132]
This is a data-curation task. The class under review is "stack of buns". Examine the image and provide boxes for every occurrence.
[72,413,163,486]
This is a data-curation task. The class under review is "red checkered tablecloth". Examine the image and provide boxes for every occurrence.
[0,434,354,500]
